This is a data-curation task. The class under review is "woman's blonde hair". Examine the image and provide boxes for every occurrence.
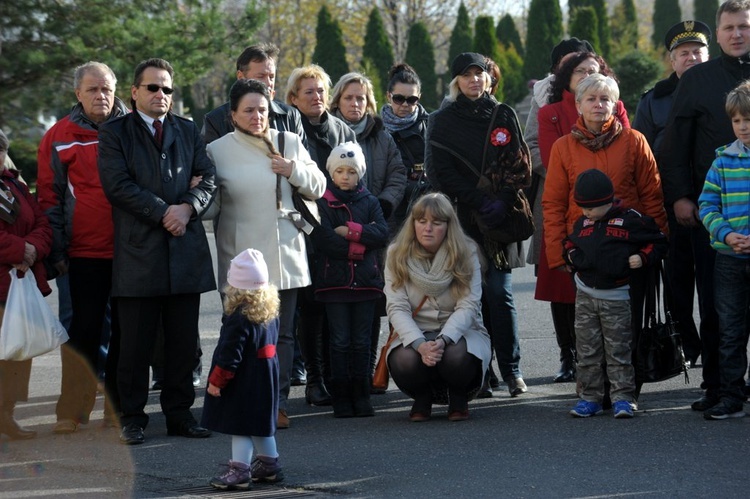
[223,283,280,324]
[284,64,332,109]
[574,73,619,103]
[387,192,474,299]
[330,72,378,117]
[446,70,492,101]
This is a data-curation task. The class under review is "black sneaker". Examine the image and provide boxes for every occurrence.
[703,400,745,420]
[691,393,720,411]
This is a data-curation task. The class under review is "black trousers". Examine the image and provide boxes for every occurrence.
[116,293,200,429]
[56,258,119,422]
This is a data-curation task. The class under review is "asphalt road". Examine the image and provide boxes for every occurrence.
[2,236,749,498]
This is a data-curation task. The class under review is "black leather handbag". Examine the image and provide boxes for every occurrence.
[635,264,689,384]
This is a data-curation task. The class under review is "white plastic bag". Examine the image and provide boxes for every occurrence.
[0,268,68,361]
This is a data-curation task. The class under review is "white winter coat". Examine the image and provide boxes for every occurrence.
[207,130,326,291]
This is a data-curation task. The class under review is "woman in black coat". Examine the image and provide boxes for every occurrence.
[381,63,431,230]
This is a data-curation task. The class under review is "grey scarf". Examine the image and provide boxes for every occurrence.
[406,245,454,297]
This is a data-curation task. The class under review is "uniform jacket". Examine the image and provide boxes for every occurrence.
[356,114,407,216]
[698,139,750,257]
[299,111,356,173]
[384,243,492,374]
[0,169,52,300]
[632,72,678,164]
[97,111,217,297]
[36,99,129,264]
[201,99,307,147]
[660,54,750,205]
[206,130,326,291]
[311,184,389,300]
[543,115,667,270]
[429,93,531,269]
[563,202,667,289]
[201,310,280,437]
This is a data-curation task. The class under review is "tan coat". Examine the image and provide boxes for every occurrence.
[384,244,491,373]
[207,130,326,291]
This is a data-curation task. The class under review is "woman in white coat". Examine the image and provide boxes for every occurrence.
[206,79,326,426]
[385,193,490,423]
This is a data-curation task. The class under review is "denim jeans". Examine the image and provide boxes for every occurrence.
[713,253,750,403]
[483,265,521,380]
[325,300,376,380]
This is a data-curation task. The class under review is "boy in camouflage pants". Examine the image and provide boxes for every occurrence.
[562,169,667,418]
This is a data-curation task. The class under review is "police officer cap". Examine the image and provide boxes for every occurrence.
[664,20,711,52]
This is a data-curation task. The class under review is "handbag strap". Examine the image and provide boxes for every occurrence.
[276,132,285,210]
[413,295,428,318]
[480,104,501,180]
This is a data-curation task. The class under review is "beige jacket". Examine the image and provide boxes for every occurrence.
[384,244,491,373]
[207,130,326,291]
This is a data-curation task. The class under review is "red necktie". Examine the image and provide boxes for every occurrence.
[153,119,163,147]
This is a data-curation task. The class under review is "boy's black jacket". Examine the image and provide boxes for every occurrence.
[563,201,668,289]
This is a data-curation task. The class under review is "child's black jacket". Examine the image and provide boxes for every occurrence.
[563,202,668,289]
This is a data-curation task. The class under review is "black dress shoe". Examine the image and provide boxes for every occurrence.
[119,423,145,445]
[305,383,332,406]
[167,421,212,438]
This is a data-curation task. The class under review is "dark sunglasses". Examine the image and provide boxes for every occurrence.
[140,84,174,95]
[391,94,419,105]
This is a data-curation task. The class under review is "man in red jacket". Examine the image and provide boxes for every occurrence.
[36,61,129,434]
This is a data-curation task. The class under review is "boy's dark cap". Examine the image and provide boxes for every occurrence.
[550,38,595,71]
[665,20,711,52]
[574,169,614,208]
[450,52,487,78]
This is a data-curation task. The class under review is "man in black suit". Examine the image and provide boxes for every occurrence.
[98,58,217,445]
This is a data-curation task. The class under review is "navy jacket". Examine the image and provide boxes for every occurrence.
[563,202,668,289]
[311,183,389,301]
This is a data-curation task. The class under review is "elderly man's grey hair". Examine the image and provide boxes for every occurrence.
[73,61,117,90]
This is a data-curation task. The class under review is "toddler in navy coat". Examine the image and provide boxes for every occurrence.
[310,142,389,418]
[202,249,283,490]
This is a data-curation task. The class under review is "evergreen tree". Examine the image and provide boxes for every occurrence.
[611,0,638,52]
[524,0,564,80]
[568,0,610,58]
[362,8,394,94]
[652,0,682,50]
[496,14,524,57]
[474,16,501,100]
[405,22,438,110]
[474,16,500,63]
[448,2,474,71]
[497,44,527,105]
[694,0,720,58]
[570,7,601,55]
[312,5,349,83]
[612,50,662,117]
[589,0,611,58]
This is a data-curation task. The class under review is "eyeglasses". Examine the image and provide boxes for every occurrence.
[391,94,419,105]
[340,151,355,158]
[573,68,598,76]
[140,84,174,95]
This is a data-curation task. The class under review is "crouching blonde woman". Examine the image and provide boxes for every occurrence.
[384,193,491,422]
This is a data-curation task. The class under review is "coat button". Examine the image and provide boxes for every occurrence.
[163,176,171,182]
[161,153,167,160]
[143,208,151,215]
